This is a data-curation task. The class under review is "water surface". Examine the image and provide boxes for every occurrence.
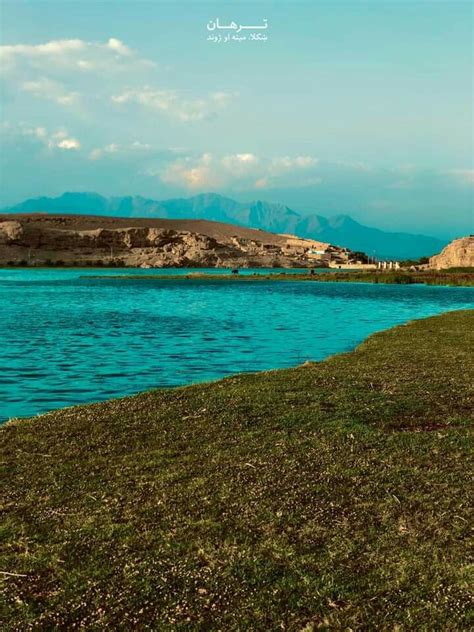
[1,268,472,422]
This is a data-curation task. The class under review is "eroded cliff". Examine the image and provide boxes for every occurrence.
[0,214,359,268]
[429,236,474,270]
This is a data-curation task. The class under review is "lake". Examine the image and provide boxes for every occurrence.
[1,267,473,422]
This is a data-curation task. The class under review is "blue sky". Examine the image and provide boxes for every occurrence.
[0,0,472,237]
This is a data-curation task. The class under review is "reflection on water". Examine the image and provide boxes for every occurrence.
[1,268,473,422]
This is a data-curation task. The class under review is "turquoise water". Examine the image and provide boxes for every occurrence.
[1,268,473,422]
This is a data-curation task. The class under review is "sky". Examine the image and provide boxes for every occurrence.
[0,0,472,238]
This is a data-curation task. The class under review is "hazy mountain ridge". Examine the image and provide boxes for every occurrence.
[3,192,448,259]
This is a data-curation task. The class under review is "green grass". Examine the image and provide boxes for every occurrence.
[1,310,473,630]
[89,269,474,286]
[441,267,474,274]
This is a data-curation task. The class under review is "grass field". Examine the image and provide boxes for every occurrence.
[90,268,474,286]
[1,310,473,629]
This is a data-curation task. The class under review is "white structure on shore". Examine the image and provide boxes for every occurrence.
[377,261,401,270]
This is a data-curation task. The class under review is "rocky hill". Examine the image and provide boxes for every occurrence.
[429,236,474,269]
[2,192,447,260]
[0,214,360,268]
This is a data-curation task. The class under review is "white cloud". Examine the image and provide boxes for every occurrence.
[0,37,155,75]
[56,137,80,150]
[111,87,236,121]
[89,141,152,161]
[89,143,119,160]
[47,130,81,150]
[1,38,233,131]
[112,88,174,109]
[1,38,160,125]
[161,153,217,188]
[106,38,133,56]
[160,152,320,190]
[221,153,259,175]
[17,124,80,151]
[1,39,86,59]
[131,141,152,150]
[21,77,80,106]
[270,155,319,172]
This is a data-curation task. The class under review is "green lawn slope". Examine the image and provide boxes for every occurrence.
[1,310,473,630]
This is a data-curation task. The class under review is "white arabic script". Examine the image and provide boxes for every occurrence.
[206,19,269,43]
[207,18,268,33]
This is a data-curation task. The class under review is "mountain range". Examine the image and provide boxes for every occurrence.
[2,192,448,260]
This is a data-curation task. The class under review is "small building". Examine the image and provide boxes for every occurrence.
[377,261,400,270]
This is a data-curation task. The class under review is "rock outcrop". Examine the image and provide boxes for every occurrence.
[0,214,362,268]
[429,236,474,270]
[0,220,23,244]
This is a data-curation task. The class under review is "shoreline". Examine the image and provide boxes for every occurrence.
[86,269,474,286]
[3,305,474,426]
[3,265,473,287]
[3,306,474,427]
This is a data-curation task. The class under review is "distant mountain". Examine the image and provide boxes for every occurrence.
[2,192,448,259]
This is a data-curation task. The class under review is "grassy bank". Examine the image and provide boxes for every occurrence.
[89,269,474,286]
[1,311,473,629]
